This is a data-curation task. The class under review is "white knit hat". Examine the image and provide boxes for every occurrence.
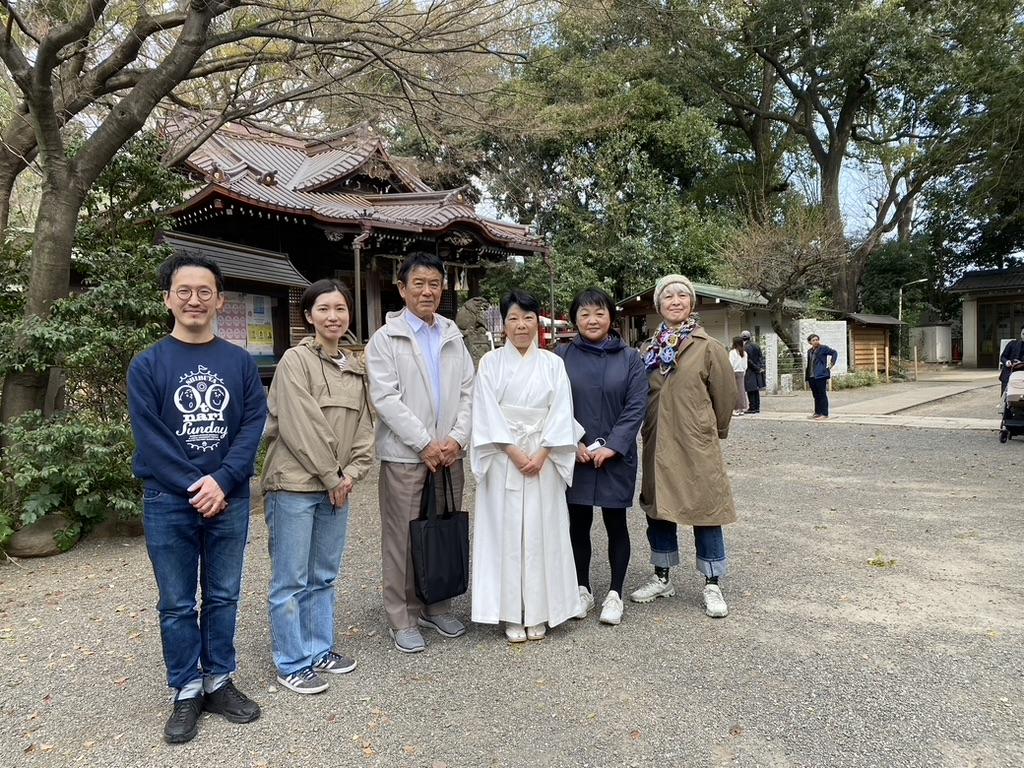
[653,274,696,308]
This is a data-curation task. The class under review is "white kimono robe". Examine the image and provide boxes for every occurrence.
[470,340,584,628]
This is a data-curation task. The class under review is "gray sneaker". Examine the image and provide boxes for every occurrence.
[313,650,357,675]
[277,667,328,695]
[390,627,426,653]
[630,574,676,603]
[703,583,729,618]
[417,613,467,638]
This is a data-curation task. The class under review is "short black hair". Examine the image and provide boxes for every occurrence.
[300,279,354,329]
[397,251,445,284]
[500,289,541,319]
[158,253,224,293]
[807,333,820,343]
[570,288,617,325]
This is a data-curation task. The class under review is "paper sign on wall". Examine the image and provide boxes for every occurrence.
[246,294,275,354]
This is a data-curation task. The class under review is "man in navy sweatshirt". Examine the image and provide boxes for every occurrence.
[128,253,266,744]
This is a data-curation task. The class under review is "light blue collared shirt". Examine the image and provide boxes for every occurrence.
[404,308,443,421]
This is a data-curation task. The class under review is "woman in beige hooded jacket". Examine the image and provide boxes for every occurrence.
[260,279,373,695]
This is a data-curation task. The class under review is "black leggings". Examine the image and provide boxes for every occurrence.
[567,504,631,596]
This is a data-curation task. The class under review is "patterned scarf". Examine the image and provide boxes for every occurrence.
[643,318,698,375]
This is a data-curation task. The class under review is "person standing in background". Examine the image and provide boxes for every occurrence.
[741,330,765,413]
[729,337,748,417]
[805,334,838,420]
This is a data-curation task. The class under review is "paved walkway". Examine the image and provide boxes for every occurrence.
[753,368,1000,431]
[746,410,997,431]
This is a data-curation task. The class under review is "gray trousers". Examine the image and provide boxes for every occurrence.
[378,460,466,631]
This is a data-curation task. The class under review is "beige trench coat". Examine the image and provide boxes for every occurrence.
[639,326,738,526]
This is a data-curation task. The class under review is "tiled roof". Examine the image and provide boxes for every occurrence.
[617,282,808,312]
[948,267,1024,294]
[159,231,310,288]
[177,122,542,252]
[846,313,901,326]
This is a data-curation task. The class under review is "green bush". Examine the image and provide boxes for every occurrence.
[1,411,141,550]
[832,371,882,390]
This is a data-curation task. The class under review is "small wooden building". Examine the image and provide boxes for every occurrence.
[845,313,900,375]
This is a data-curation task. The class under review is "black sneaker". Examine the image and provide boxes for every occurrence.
[164,696,203,744]
[203,680,260,724]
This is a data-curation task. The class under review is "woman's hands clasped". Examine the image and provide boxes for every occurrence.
[329,475,354,508]
[575,443,617,468]
[507,445,550,477]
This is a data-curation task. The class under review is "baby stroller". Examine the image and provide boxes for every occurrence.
[999,361,1024,442]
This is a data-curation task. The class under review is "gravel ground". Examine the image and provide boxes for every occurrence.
[2,419,1022,768]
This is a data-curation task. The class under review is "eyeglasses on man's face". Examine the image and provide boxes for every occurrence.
[171,286,216,302]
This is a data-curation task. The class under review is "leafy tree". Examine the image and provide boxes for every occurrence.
[476,9,730,312]
[0,0,545,430]
[719,206,846,360]
[0,134,180,550]
[668,0,1024,311]
[921,21,1024,269]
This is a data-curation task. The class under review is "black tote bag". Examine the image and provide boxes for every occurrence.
[409,467,469,605]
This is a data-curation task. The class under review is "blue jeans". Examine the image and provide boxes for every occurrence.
[142,491,250,692]
[265,491,350,676]
[644,516,728,578]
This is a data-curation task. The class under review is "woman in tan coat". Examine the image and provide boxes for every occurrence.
[629,274,737,618]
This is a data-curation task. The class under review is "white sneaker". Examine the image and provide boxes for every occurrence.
[630,574,675,603]
[575,586,594,619]
[703,583,728,618]
[599,591,623,625]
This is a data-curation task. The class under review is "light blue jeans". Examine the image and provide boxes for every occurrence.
[265,491,350,677]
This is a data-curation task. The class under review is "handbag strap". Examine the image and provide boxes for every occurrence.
[441,466,457,517]
[419,468,438,521]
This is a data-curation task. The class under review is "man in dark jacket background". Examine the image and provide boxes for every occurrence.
[805,334,838,420]
[998,327,1024,393]
[740,330,765,413]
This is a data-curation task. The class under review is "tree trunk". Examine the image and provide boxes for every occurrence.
[0,183,84,426]
[821,164,860,312]
[0,115,42,235]
[769,306,802,368]
[897,193,916,244]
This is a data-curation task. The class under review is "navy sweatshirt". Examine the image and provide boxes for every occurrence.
[128,336,267,499]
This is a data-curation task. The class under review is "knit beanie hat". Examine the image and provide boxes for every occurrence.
[653,274,696,308]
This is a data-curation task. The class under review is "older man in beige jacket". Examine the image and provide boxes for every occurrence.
[365,252,475,653]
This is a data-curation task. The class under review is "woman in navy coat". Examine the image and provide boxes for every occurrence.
[555,288,648,625]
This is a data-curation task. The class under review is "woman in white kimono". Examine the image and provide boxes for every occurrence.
[471,290,583,643]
